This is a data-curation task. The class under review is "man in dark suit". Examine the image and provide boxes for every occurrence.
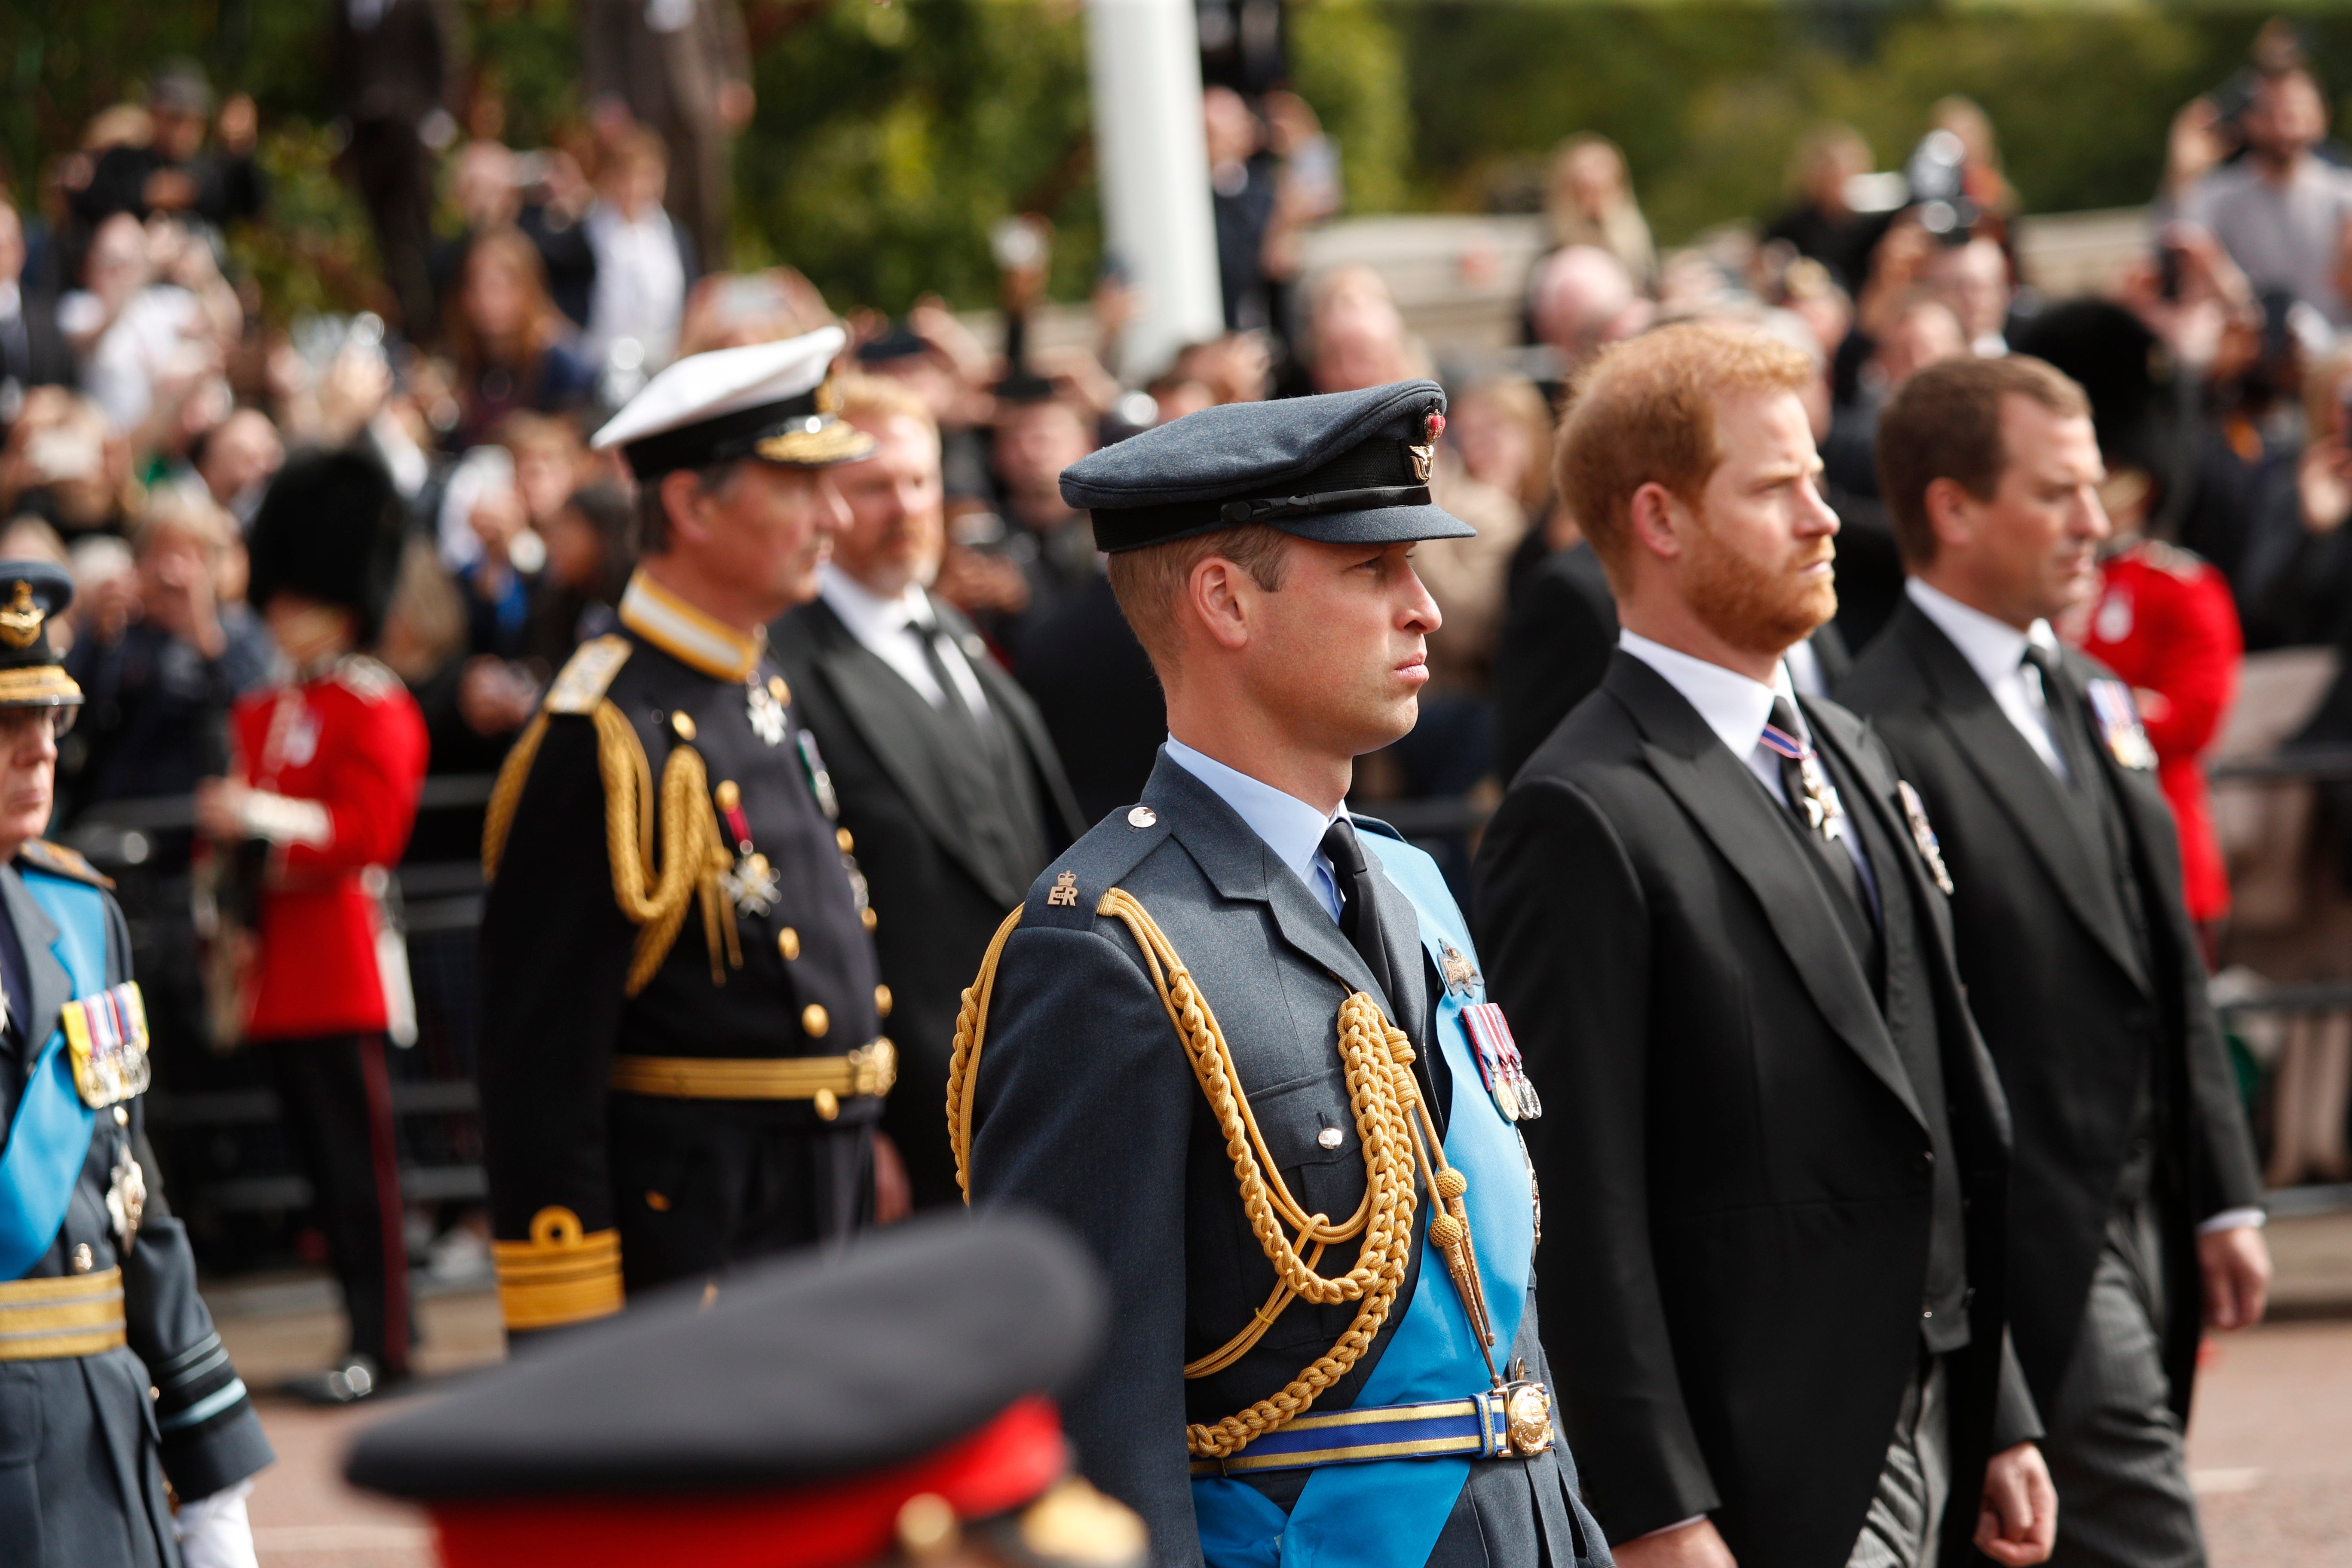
[331,0,464,343]
[580,0,753,272]
[961,382,1602,1568]
[1494,540,1849,783]
[1839,354,2269,1568]
[773,374,1083,1211]
[1478,321,2054,1568]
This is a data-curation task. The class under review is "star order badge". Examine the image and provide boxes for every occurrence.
[1897,780,1954,896]
[745,675,787,746]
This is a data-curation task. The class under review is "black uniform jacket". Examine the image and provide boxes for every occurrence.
[771,594,1083,1207]
[0,850,273,1567]
[968,753,1603,1568]
[1838,600,2264,1416]
[1476,654,2030,1568]
[478,619,882,1290]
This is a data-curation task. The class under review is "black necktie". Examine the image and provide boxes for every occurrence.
[1318,818,1399,1010]
[1767,697,1872,924]
[908,609,990,744]
[2020,644,2096,789]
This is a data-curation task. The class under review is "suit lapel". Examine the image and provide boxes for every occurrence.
[1894,605,2152,994]
[964,640,1086,845]
[1,867,73,1052]
[807,604,1026,907]
[1148,756,1391,1009]
[1605,655,1926,1131]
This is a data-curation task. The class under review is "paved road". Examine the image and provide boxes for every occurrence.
[217,1216,2352,1568]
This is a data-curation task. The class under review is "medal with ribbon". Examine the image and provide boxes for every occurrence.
[713,780,779,917]
[1758,720,1850,843]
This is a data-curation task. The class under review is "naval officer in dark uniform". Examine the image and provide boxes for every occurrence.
[0,562,274,1566]
[478,328,890,1338]
[951,383,1606,1568]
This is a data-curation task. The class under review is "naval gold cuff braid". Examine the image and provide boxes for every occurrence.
[944,888,1421,1462]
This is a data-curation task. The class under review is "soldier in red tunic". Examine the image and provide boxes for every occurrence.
[195,450,429,1401]
[2071,529,2242,943]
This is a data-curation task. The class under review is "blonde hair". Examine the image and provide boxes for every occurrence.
[832,371,936,434]
[1554,321,1818,583]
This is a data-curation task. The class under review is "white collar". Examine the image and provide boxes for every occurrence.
[1162,735,1347,892]
[819,563,929,639]
[1905,578,2059,691]
[1617,629,1798,759]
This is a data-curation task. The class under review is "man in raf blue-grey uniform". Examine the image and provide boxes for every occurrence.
[950,383,1607,1568]
[0,561,274,1566]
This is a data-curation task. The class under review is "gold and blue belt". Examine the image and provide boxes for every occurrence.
[0,1267,128,1361]
[1190,1381,1555,1476]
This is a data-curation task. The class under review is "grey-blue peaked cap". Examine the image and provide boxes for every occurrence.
[1062,379,1480,552]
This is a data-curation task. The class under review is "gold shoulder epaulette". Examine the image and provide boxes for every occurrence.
[546,635,632,714]
[18,839,114,889]
[481,634,731,995]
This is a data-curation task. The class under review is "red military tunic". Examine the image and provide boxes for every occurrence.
[2074,539,2241,925]
[228,655,430,1040]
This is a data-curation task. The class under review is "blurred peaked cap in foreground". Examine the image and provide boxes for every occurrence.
[592,325,876,478]
[345,1210,1106,1498]
[1060,379,1477,553]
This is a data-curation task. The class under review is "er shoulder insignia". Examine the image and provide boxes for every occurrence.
[546,635,634,715]
[1047,870,1080,908]
[18,838,114,888]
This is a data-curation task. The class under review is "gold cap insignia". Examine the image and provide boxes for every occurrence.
[0,582,44,650]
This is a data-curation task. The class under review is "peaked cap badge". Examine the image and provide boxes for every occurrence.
[0,581,43,649]
[1407,410,1444,485]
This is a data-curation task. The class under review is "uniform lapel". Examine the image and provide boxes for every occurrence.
[0,865,72,1051]
[1893,604,2152,994]
[807,603,1027,908]
[1605,655,1927,1131]
[1148,755,1391,1009]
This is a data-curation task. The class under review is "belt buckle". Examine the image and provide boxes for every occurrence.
[1486,1380,1554,1459]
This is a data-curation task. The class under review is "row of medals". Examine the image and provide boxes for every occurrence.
[716,671,872,935]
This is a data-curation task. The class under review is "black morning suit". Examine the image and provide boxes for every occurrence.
[771,594,1083,1208]
[1837,602,2263,1427]
[1476,653,2033,1568]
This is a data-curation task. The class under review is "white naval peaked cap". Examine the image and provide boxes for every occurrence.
[591,325,873,476]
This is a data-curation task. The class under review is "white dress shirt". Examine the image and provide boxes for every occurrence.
[1163,736,1348,924]
[584,198,686,370]
[819,566,992,723]
[1617,632,1880,923]
[1904,578,2071,782]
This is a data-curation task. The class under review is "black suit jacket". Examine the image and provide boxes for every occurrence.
[772,595,1083,1208]
[1476,652,2030,1567]
[1838,599,2264,1417]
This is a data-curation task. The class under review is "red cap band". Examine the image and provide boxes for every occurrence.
[429,1395,1068,1568]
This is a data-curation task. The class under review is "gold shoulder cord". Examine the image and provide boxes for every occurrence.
[482,703,735,995]
[946,891,1500,1461]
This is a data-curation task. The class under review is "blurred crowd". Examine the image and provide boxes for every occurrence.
[9,13,2352,1270]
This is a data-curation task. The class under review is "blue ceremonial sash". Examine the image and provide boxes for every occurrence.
[0,875,114,1279]
[1193,834,1536,1568]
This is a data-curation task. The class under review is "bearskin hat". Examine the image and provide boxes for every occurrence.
[245,448,407,644]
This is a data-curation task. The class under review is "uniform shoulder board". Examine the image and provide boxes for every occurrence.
[1028,803,1172,922]
[545,635,634,715]
[331,654,407,704]
[18,838,115,889]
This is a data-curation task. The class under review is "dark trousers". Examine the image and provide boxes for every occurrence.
[345,117,437,343]
[607,1094,873,1295]
[261,1033,412,1375]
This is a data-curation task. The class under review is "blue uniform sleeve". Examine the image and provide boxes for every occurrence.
[968,921,1206,1568]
